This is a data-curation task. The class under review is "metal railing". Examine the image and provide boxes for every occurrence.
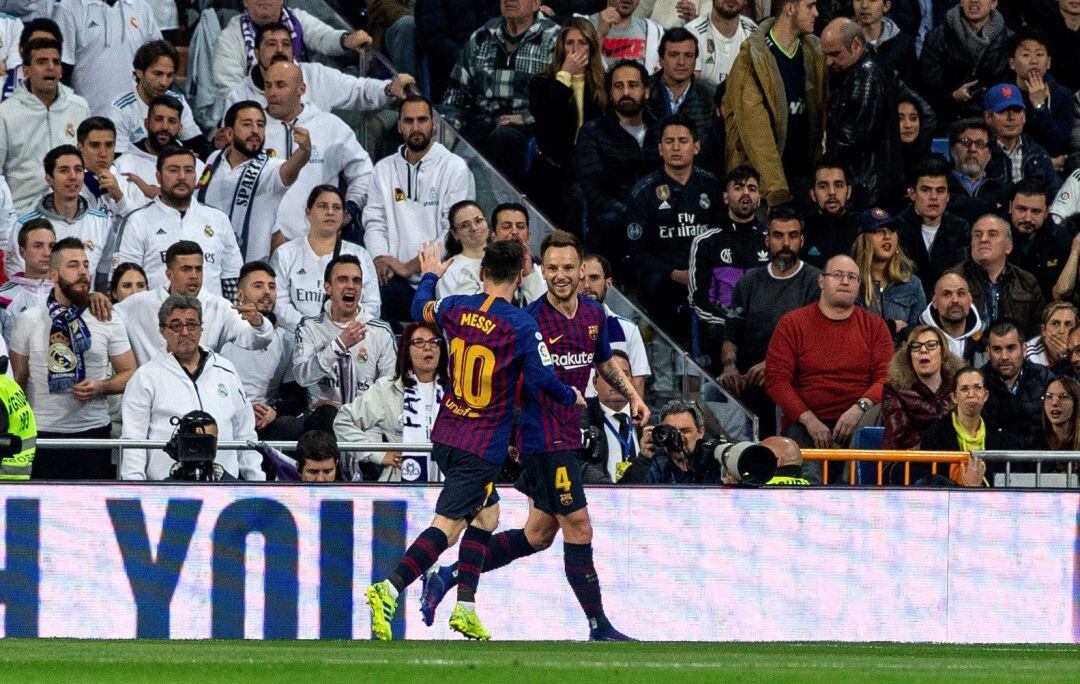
[802,449,969,486]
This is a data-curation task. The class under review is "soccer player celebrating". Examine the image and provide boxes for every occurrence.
[421,230,648,640]
[366,239,584,641]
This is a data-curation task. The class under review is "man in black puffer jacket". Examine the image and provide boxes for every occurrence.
[821,19,901,210]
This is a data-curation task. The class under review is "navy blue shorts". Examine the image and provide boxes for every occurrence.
[515,450,588,516]
[432,443,501,521]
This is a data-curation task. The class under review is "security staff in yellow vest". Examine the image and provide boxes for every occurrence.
[762,435,810,486]
[0,355,37,480]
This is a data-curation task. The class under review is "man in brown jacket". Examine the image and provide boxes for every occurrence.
[723,0,826,207]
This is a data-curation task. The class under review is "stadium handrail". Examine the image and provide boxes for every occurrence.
[802,449,970,485]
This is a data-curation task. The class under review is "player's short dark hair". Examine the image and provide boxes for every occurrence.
[324,254,362,284]
[768,205,804,230]
[481,240,524,285]
[17,217,54,249]
[110,262,148,298]
[77,116,116,144]
[492,202,530,230]
[911,155,952,187]
[255,21,293,49]
[148,94,184,118]
[156,143,197,172]
[397,322,449,389]
[948,118,993,147]
[296,430,339,472]
[19,18,62,50]
[133,40,178,73]
[239,260,276,285]
[725,164,759,187]
[1007,25,1052,57]
[1010,177,1049,202]
[165,240,203,268]
[606,59,649,95]
[660,113,698,141]
[986,318,1021,341]
[20,37,61,63]
[306,184,344,210]
[48,237,85,268]
[43,144,82,178]
[584,253,612,279]
[540,229,583,261]
[398,94,432,119]
[224,100,265,128]
[659,27,698,58]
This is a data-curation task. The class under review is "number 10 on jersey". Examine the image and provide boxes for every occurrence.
[448,337,495,409]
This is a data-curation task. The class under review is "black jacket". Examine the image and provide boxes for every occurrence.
[986,134,1063,199]
[1014,74,1076,158]
[946,171,1009,226]
[825,52,902,209]
[573,109,659,219]
[528,74,604,170]
[981,360,1054,451]
[954,259,1045,340]
[414,0,499,98]
[1010,220,1072,303]
[918,411,1019,485]
[888,0,955,39]
[578,398,636,484]
[801,210,859,269]
[896,206,969,297]
[918,9,1013,126]
[871,31,917,92]
[687,216,770,326]
[646,73,715,141]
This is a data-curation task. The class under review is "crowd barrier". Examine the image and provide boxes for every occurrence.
[0,485,1075,642]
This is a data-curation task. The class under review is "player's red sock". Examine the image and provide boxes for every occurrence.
[389,527,448,591]
[455,526,492,602]
[483,528,537,572]
[564,541,607,627]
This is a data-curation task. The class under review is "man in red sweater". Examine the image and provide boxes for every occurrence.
[765,254,893,478]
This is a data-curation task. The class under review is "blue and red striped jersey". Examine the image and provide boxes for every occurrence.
[413,274,575,464]
[519,295,612,454]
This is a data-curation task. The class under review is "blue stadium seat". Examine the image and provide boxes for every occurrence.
[930,137,951,161]
[852,426,884,485]
[524,137,538,174]
[419,55,432,97]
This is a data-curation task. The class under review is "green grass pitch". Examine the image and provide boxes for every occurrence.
[1,640,1077,683]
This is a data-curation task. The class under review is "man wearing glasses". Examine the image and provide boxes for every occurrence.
[765,254,893,480]
[121,293,265,480]
[945,119,1008,226]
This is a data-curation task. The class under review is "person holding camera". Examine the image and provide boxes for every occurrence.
[620,399,724,484]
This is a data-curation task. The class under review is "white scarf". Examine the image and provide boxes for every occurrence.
[400,374,445,482]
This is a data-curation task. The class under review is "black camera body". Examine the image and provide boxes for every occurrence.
[164,411,219,482]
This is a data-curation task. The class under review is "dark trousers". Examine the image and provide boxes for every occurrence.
[34,424,114,480]
[783,420,848,484]
[637,270,692,348]
[469,122,533,188]
[379,275,417,329]
[586,210,631,283]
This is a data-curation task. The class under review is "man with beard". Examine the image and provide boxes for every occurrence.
[589,0,663,73]
[687,164,769,358]
[579,253,651,396]
[573,60,659,272]
[115,241,274,366]
[114,146,243,300]
[1006,178,1070,302]
[721,206,820,435]
[686,0,758,87]
[108,41,203,155]
[364,95,470,324]
[262,60,372,248]
[222,23,415,115]
[801,161,858,269]
[946,119,1008,225]
[222,261,305,440]
[112,95,207,207]
[196,101,311,263]
[981,319,1052,450]
[820,18,901,209]
[918,272,984,363]
[9,237,136,479]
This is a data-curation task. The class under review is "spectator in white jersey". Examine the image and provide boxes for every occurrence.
[7,145,110,279]
[437,200,490,299]
[686,0,758,87]
[196,100,310,263]
[111,95,206,206]
[365,95,470,324]
[221,261,306,441]
[9,237,135,479]
[261,60,372,249]
[212,0,375,99]
[0,11,24,103]
[115,240,274,365]
[0,37,89,215]
[578,252,651,397]
[293,253,396,409]
[0,218,52,339]
[107,40,204,155]
[54,0,161,115]
[223,22,414,116]
[1,19,61,103]
[113,145,243,300]
[270,185,380,331]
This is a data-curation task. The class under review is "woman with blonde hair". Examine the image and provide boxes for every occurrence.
[882,324,964,450]
[527,17,607,228]
[853,208,926,345]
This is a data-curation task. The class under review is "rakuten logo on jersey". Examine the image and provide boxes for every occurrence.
[553,351,594,370]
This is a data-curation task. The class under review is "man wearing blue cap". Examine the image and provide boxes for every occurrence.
[983,83,1061,197]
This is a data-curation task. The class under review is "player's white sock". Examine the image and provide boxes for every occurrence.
[386,582,400,600]
[456,600,476,612]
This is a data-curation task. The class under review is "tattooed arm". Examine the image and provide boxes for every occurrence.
[597,358,650,425]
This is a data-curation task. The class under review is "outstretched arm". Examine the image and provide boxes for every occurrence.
[597,357,649,425]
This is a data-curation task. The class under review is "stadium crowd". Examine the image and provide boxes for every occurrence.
[0,0,1077,487]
